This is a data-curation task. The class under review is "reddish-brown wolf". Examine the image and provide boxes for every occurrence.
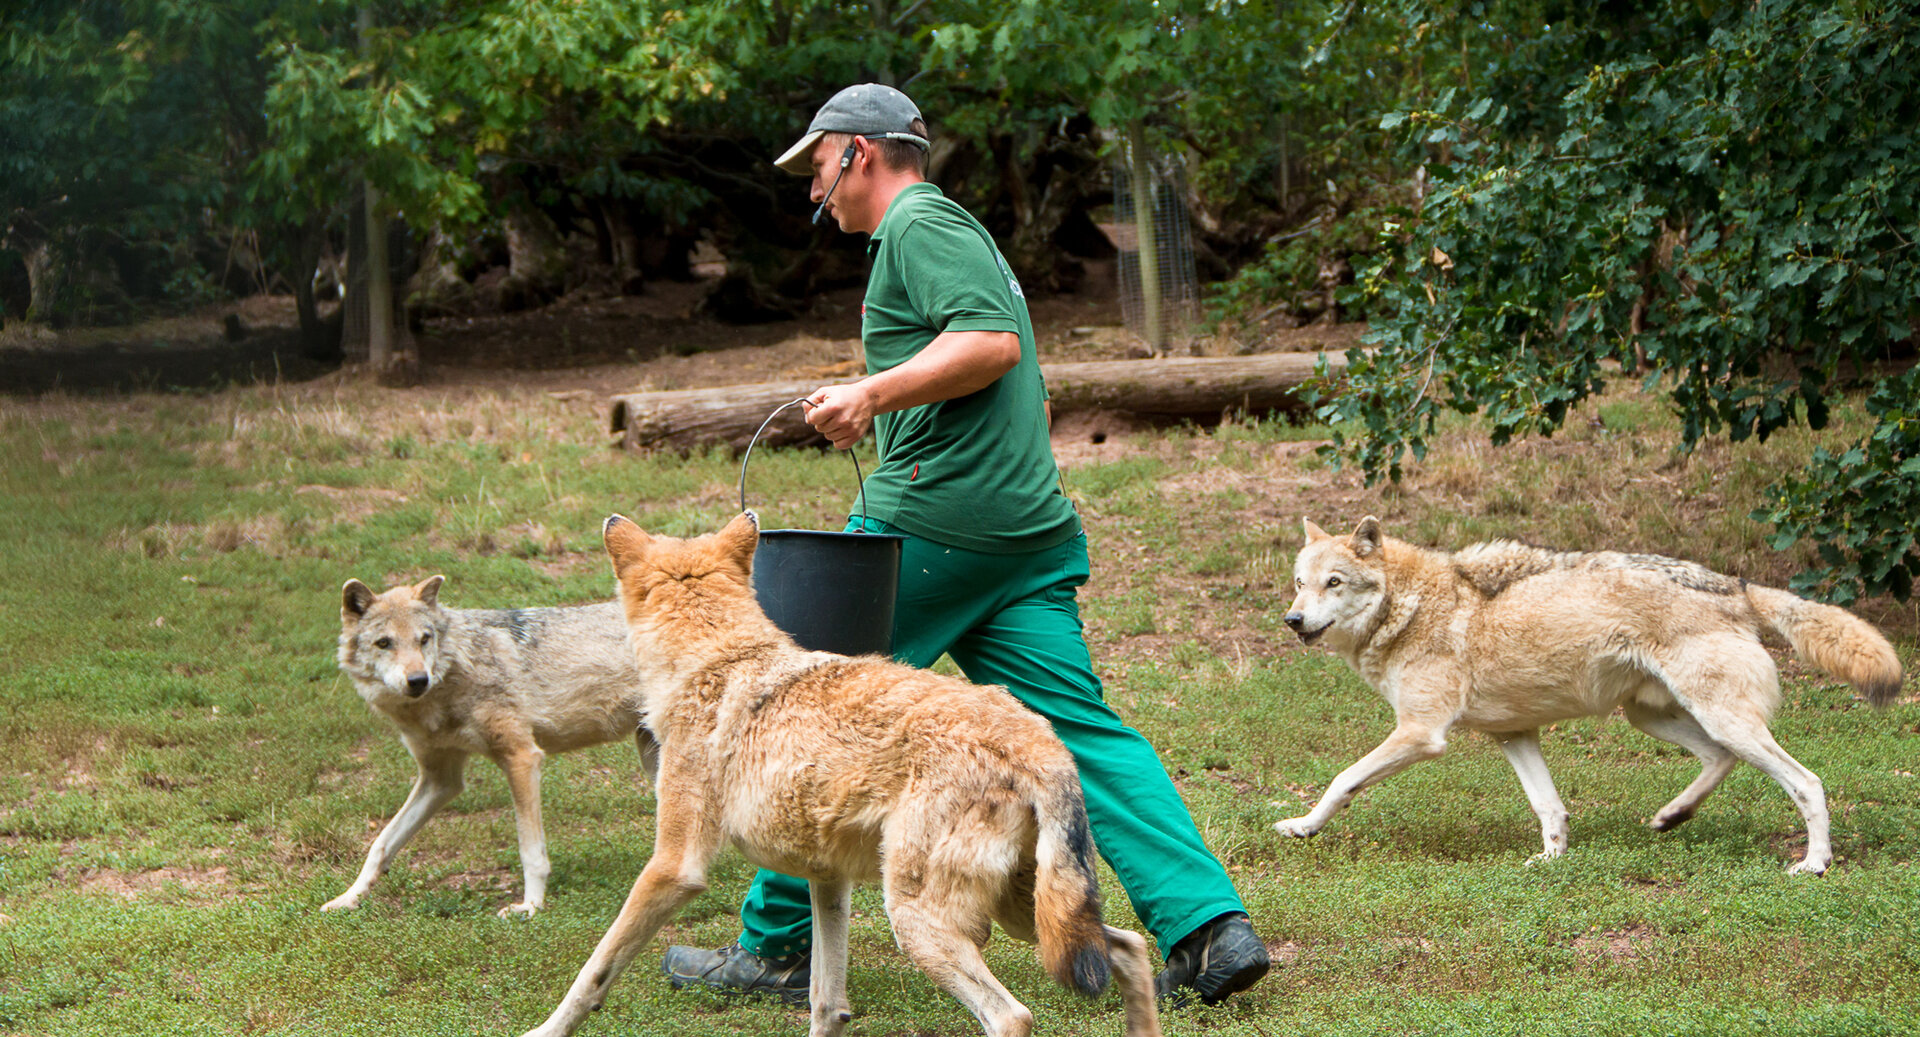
[517,513,1160,1037]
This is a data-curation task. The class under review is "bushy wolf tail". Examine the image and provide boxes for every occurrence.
[1746,585,1905,706]
[1032,777,1111,996]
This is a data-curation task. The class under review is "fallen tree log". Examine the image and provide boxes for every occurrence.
[608,351,1349,453]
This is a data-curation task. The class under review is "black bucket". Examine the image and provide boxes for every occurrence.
[739,399,905,657]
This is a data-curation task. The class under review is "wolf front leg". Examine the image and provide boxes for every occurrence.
[323,747,468,911]
[1275,722,1447,838]
[519,773,723,1037]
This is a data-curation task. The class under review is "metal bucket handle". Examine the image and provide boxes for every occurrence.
[738,397,872,530]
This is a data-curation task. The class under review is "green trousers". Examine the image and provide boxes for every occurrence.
[736,517,1245,958]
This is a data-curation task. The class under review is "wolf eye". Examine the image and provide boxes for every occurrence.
[374,636,393,649]
[1326,575,1343,588]
[419,632,433,645]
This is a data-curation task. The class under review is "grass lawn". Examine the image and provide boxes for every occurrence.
[1,368,1915,1036]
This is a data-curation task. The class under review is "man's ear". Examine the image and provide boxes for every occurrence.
[603,514,651,571]
[1351,516,1383,557]
[342,579,376,619]
[1302,518,1329,543]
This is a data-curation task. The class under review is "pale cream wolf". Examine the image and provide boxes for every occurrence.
[1279,516,1904,875]
[517,513,1160,1037]
[330,576,657,918]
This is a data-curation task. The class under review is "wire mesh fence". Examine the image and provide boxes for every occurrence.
[1112,136,1201,355]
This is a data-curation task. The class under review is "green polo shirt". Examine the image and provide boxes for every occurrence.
[856,182,1079,554]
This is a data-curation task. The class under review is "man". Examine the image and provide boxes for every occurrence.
[661,83,1268,1007]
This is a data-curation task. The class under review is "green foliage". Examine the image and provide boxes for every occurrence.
[1,0,1460,326]
[0,2,271,322]
[253,1,735,227]
[1209,203,1395,326]
[1200,1,1491,333]
[1321,0,1920,598]
[1758,366,1920,603]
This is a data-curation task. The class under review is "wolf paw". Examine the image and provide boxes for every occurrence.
[499,901,541,919]
[1786,857,1829,877]
[1273,817,1319,839]
[1524,848,1564,867]
[320,894,361,912]
[1648,806,1695,832]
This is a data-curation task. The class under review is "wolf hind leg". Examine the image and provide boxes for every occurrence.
[807,878,854,1037]
[1622,701,1738,831]
[1694,714,1830,874]
[988,865,1161,1035]
[1491,729,1570,862]
[988,861,1038,945]
[497,738,550,918]
[887,878,1030,1037]
[1660,640,1830,874]
[1102,925,1163,1037]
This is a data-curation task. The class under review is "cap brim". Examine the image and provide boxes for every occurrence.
[775,130,825,175]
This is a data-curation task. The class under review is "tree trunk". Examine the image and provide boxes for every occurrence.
[351,6,395,370]
[1005,163,1083,294]
[409,227,474,316]
[598,200,646,295]
[364,181,394,370]
[341,185,375,361]
[501,206,569,311]
[607,352,1350,453]
[340,182,414,378]
[289,218,341,361]
[21,238,63,325]
[1129,123,1164,355]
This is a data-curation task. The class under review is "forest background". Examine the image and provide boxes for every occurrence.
[2,0,1916,597]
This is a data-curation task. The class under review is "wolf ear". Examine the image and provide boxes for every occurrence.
[718,511,760,570]
[414,574,445,607]
[603,514,651,570]
[1351,515,1383,557]
[1302,518,1330,543]
[342,579,376,619]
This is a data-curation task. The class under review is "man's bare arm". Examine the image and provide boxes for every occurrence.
[805,329,1020,449]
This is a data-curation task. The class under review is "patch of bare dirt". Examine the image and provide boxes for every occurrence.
[75,864,232,900]
[1049,410,1156,468]
[438,869,514,894]
[0,295,328,394]
[1572,924,1658,962]
[1264,939,1308,965]
[296,484,410,510]
[58,736,113,791]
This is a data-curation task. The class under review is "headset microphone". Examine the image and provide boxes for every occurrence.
[811,141,860,226]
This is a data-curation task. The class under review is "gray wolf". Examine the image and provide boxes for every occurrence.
[1278,516,1903,875]
[517,513,1160,1037]
[329,575,656,917]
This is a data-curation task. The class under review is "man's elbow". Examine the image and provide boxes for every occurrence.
[986,331,1021,377]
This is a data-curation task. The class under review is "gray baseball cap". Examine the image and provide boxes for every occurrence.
[774,83,930,175]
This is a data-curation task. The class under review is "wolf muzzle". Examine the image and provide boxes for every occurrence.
[1283,612,1328,643]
